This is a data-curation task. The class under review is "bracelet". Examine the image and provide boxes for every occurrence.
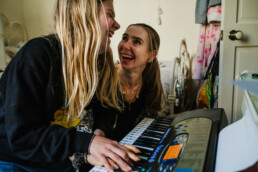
[84,152,89,164]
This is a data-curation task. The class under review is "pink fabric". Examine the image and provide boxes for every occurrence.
[192,5,221,79]
[207,5,221,23]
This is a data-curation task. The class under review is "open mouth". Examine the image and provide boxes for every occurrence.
[122,54,135,60]
[107,31,113,38]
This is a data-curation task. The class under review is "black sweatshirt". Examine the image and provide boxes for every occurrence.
[0,36,94,171]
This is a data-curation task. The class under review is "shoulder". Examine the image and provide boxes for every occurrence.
[23,37,51,53]
[13,36,59,72]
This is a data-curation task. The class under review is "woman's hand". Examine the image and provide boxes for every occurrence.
[87,154,119,170]
[123,144,141,162]
[89,136,140,172]
[87,143,141,170]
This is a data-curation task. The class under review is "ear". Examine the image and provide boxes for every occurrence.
[147,50,158,63]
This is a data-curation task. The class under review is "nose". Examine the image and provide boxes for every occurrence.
[113,19,120,31]
[121,40,131,50]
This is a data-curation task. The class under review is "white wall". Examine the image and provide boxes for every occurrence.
[111,0,199,61]
[0,0,25,69]
[23,0,56,39]
[0,0,24,24]
[0,0,199,61]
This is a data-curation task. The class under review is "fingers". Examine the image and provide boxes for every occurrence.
[107,158,119,170]
[87,154,103,166]
[127,151,140,162]
[111,142,141,164]
[122,144,141,162]
[105,148,132,171]
[87,154,120,171]
[98,155,114,172]
[89,136,132,171]
[124,144,141,153]
[109,141,131,162]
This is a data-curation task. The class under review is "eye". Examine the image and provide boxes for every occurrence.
[107,11,114,19]
[122,35,128,41]
[133,39,141,45]
[107,13,112,18]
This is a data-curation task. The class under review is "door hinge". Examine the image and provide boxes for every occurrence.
[220,30,223,41]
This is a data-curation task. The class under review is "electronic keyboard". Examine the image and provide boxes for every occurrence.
[90,108,227,172]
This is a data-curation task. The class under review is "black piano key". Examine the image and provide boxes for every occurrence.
[141,131,163,138]
[137,155,148,161]
[150,122,169,126]
[136,147,153,154]
[139,135,161,141]
[149,122,169,126]
[135,138,159,145]
[134,141,157,148]
[149,123,169,128]
[145,129,165,134]
[138,152,152,158]
[133,144,154,151]
[133,159,147,171]
[151,123,170,127]
[148,126,168,131]
[136,148,152,157]
[154,118,173,123]
[147,126,168,132]
[140,135,162,141]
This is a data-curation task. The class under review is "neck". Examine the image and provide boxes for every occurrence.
[119,69,143,103]
[120,69,142,88]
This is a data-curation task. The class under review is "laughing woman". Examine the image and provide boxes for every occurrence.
[93,23,165,141]
[0,0,138,172]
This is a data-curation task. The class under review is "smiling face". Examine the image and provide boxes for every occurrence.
[98,0,120,54]
[118,26,156,72]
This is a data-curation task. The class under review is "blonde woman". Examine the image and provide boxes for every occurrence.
[0,0,139,172]
[93,23,165,141]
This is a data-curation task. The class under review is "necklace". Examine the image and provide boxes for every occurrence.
[121,80,142,110]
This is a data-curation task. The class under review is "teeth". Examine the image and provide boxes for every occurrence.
[122,54,133,59]
[107,31,113,37]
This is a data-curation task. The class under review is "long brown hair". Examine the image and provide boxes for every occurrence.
[54,0,120,120]
[128,23,165,111]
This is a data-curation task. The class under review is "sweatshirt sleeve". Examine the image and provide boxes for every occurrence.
[3,38,94,163]
[92,99,117,138]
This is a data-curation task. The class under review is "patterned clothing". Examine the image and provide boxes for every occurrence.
[192,5,221,79]
[195,0,221,24]
[72,109,94,171]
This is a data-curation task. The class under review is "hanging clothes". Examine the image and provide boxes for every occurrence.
[192,5,221,80]
[195,0,221,24]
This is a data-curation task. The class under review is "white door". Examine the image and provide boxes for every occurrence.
[219,0,258,123]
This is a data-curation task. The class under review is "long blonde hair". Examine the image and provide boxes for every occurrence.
[54,0,120,120]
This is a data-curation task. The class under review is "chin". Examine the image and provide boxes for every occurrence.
[99,46,109,55]
[121,63,131,70]
[99,49,105,55]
